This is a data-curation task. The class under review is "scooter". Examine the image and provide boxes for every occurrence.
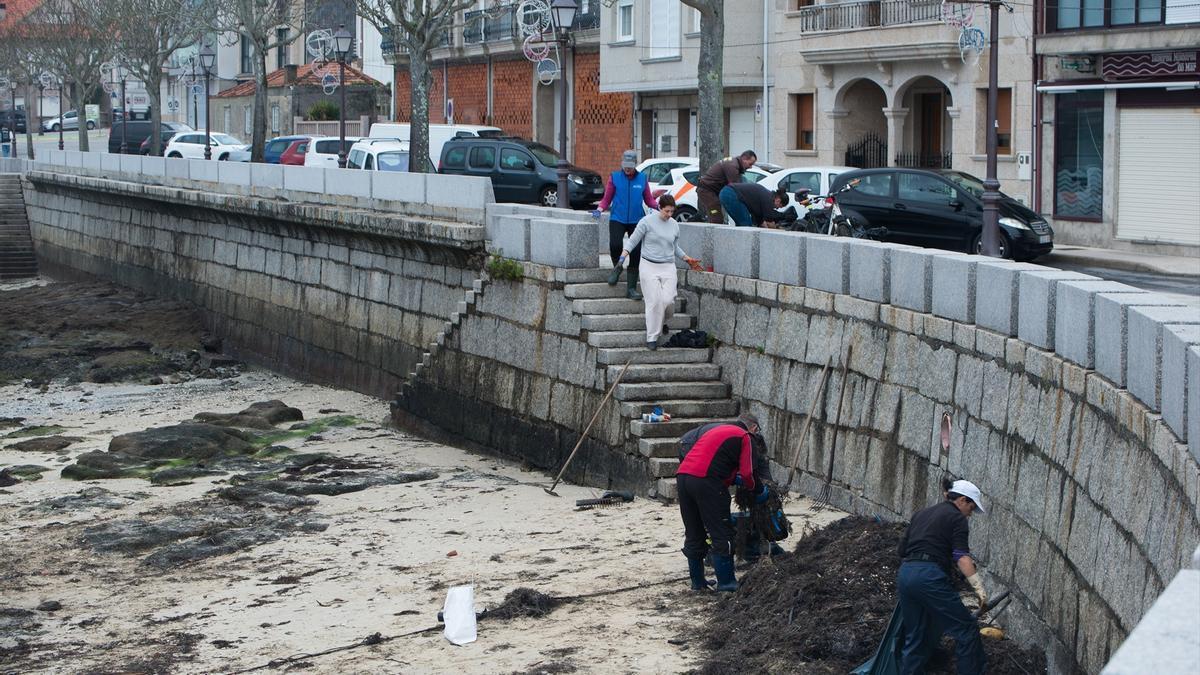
[790,179,888,241]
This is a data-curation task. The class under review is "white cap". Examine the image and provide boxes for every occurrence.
[950,480,986,513]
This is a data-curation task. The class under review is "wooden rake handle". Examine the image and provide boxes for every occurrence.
[785,355,833,491]
[547,358,633,494]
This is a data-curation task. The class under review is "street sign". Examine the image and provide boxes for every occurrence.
[191,84,203,95]
[167,99,179,112]
[38,71,53,89]
[446,98,454,124]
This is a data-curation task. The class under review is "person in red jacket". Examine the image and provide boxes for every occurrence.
[676,413,763,592]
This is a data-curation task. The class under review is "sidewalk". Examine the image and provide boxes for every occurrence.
[1042,245,1199,278]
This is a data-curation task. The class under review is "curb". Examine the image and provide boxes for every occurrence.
[1041,250,1200,279]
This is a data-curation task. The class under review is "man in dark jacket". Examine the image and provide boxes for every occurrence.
[595,150,658,300]
[719,182,796,227]
[895,479,989,675]
[675,413,762,592]
[695,150,757,223]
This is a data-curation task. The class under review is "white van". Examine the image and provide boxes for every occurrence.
[303,136,362,168]
[368,123,503,169]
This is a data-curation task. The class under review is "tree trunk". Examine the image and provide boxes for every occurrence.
[147,69,164,157]
[75,85,90,152]
[408,50,432,173]
[696,2,725,170]
[250,44,268,162]
[24,83,35,160]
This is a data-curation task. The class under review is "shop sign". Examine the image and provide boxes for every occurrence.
[1103,50,1198,79]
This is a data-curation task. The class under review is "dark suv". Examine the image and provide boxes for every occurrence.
[439,137,604,208]
[108,121,192,154]
[830,168,1053,260]
[0,109,27,133]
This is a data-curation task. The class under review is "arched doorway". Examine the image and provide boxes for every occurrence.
[835,78,888,168]
[895,76,954,168]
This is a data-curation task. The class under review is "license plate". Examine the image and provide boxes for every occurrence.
[1038,235,1051,244]
[592,188,603,195]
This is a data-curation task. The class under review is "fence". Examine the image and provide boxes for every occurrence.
[895,151,953,169]
[293,116,372,137]
[793,0,943,32]
[844,132,888,169]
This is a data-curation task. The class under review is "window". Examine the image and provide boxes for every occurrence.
[469,146,496,169]
[377,151,411,171]
[781,171,820,194]
[348,149,365,169]
[617,0,633,39]
[243,106,252,135]
[689,7,701,33]
[1054,91,1104,219]
[898,173,957,204]
[443,146,467,168]
[364,154,375,170]
[266,139,289,156]
[643,162,680,184]
[271,104,280,134]
[500,147,534,170]
[223,106,231,134]
[276,28,289,70]
[792,93,815,150]
[854,173,894,197]
[1053,0,1163,29]
[996,88,1012,155]
[647,0,680,59]
[240,37,254,75]
[315,140,341,154]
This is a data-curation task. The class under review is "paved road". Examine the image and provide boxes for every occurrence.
[1050,260,1199,307]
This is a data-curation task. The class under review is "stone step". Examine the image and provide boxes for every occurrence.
[573,297,684,316]
[648,457,680,479]
[582,313,693,332]
[631,417,734,438]
[614,381,729,401]
[564,282,627,299]
[596,347,712,365]
[556,268,612,284]
[638,437,680,459]
[654,478,679,501]
[586,330,652,349]
[607,363,721,384]
[620,398,739,419]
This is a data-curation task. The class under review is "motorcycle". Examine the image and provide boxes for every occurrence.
[787,179,888,241]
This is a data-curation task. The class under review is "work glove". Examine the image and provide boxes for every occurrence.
[966,573,988,609]
[755,485,770,504]
[733,474,744,487]
[590,209,602,219]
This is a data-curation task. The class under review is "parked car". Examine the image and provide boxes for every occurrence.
[139,131,182,156]
[369,123,502,169]
[346,139,435,173]
[651,164,772,222]
[108,121,192,154]
[438,136,604,208]
[1,108,28,133]
[636,156,696,194]
[829,168,1054,260]
[756,165,857,218]
[164,131,249,161]
[264,135,316,164]
[279,139,309,165]
[302,136,362,168]
[42,109,95,132]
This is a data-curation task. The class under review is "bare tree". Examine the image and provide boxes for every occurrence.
[0,35,46,158]
[109,0,209,156]
[19,0,115,152]
[679,0,724,171]
[210,0,307,161]
[356,0,474,173]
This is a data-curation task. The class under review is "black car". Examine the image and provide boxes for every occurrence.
[830,168,1053,260]
[108,120,192,154]
[0,109,27,133]
[139,131,180,156]
[439,137,604,208]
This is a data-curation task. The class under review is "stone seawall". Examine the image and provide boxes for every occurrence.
[22,171,486,399]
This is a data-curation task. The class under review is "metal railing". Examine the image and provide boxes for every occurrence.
[381,26,450,53]
[895,151,953,169]
[464,9,485,44]
[793,0,943,32]
[484,4,516,42]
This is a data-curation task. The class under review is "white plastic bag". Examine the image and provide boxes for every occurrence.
[442,585,477,646]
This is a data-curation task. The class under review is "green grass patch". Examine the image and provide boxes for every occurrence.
[4,425,67,439]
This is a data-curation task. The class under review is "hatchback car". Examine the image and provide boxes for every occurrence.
[140,131,180,156]
[42,109,94,132]
[439,137,604,208]
[165,131,249,161]
[279,139,309,165]
[830,168,1053,260]
[264,135,316,164]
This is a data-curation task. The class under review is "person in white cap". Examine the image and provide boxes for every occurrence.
[894,479,988,675]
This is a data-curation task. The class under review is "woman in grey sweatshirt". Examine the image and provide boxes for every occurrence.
[620,194,702,350]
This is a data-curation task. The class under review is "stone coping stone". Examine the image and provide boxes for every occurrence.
[1016,269,1097,350]
[889,247,941,312]
[1054,279,1143,369]
[1101,569,1200,675]
[529,218,595,268]
[1127,305,1200,412]
[974,260,1045,336]
[758,229,809,287]
[712,226,760,278]
[930,252,977,323]
[805,235,849,294]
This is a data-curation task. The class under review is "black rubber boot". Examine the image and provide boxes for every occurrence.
[626,269,642,300]
[712,553,738,592]
[607,265,622,285]
[687,556,712,591]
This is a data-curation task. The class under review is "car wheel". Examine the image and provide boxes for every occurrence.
[168,152,182,158]
[218,154,229,161]
[539,186,557,208]
[51,123,60,132]
[674,205,698,222]
[86,121,96,130]
[971,232,1012,259]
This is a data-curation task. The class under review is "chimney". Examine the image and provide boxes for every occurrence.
[283,64,298,85]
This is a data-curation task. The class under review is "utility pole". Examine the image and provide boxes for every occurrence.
[979,0,1007,257]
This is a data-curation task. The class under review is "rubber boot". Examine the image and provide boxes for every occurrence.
[607,264,622,286]
[687,556,712,591]
[712,553,738,592]
[626,269,643,300]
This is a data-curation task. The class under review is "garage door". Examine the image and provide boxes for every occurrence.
[1115,108,1200,245]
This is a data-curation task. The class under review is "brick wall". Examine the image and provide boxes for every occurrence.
[446,63,489,126]
[572,51,632,174]
[490,58,533,140]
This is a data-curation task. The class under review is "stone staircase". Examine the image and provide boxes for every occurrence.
[564,271,739,497]
[0,174,37,280]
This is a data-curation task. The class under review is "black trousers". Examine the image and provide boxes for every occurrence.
[677,474,734,559]
[608,219,642,272]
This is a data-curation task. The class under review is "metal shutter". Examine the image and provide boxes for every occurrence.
[1115,108,1200,245]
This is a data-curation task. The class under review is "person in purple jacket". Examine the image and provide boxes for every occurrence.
[594,150,658,300]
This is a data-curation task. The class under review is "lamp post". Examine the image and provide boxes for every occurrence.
[333,24,353,169]
[200,43,215,161]
[549,0,578,210]
[37,82,43,136]
[120,73,128,154]
[980,0,1002,257]
[8,79,18,158]
[190,57,199,130]
[57,78,64,151]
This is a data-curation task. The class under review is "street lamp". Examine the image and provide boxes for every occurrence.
[190,57,199,130]
[36,82,43,136]
[119,71,128,154]
[200,43,216,161]
[57,77,64,151]
[980,0,1003,257]
[549,0,578,209]
[333,23,353,169]
[8,79,18,158]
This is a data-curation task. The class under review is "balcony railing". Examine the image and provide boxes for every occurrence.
[464,9,485,44]
[484,4,516,42]
[381,26,450,53]
[794,0,943,33]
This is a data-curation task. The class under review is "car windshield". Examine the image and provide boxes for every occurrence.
[212,134,242,146]
[377,151,411,172]
[527,143,560,167]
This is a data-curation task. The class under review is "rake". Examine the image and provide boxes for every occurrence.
[784,355,833,493]
[815,344,852,510]
[544,359,633,497]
